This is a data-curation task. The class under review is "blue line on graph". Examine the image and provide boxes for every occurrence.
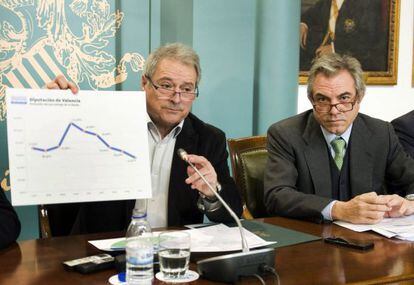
[122,151,135,159]
[84,130,96,136]
[59,124,71,146]
[46,146,59,152]
[31,122,136,159]
[72,123,84,132]
[97,135,110,147]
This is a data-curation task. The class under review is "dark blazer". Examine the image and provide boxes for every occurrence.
[300,0,387,71]
[47,113,242,235]
[392,110,414,158]
[264,110,414,223]
[0,190,20,249]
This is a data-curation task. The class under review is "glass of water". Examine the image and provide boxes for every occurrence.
[158,231,191,278]
[126,236,154,285]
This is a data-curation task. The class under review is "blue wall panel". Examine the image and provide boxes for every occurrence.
[254,0,300,134]
[192,0,256,139]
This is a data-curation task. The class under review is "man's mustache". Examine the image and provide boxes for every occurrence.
[162,103,184,111]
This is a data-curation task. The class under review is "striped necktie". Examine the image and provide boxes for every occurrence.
[331,137,346,170]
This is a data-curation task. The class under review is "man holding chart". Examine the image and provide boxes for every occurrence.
[45,43,242,235]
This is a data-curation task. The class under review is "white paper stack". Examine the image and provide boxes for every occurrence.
[335,215,414,241]
[89,224,276,252]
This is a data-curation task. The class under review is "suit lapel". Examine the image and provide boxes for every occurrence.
[175,117,198,155]
[349,115,374,196]
[303,113,332,198]
[167,115,199,225]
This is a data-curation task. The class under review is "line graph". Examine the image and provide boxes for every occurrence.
[6,89,152,206]
[31,122,136,159]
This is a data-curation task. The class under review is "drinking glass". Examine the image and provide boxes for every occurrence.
[158,231,191,278]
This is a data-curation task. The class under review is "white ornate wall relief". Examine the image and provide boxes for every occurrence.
[0,0,146,121]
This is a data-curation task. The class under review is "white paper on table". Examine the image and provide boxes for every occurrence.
[89,224,276,252]
[6,88,152,205]
[333,221,373,232]
[397,236,414,241]
[371,228,397,238]
[89,237,126,251]
[334,215,414,241]
[396,231,414,239]
[187,224,276,252]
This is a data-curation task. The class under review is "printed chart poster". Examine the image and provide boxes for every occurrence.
[6,89,152,206]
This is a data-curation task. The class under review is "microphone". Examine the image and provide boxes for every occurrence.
[177,148,275,283]
[178,148,249,251]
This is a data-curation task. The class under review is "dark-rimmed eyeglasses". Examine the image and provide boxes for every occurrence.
[313,101,357,113]
[146,76,198,101]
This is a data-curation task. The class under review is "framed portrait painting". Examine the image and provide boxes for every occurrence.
[299,0,400,85]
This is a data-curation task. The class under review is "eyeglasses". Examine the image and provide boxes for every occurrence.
[313,101,357,113]
[146,76,198,101]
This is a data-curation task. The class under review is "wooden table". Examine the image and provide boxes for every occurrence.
[1,217,414,284]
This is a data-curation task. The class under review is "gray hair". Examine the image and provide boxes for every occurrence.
[143,42,201,85]
[307,53,366,101]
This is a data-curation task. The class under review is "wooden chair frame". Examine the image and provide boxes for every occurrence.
[228,135,267,219]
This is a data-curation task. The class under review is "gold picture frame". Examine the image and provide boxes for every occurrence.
[299,0,400,85]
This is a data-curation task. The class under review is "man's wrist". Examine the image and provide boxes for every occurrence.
[322,200,336,221]
[201,182,221,202]
[197,183,222,213]
[406,200,414,215]
[331,201,345,221]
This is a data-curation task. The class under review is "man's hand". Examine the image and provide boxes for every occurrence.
[332,192,391,224]
[382,194,414,218]
[45,75,78,94]
[184,154,218,198]
[315,44,334,57]
[300,23,309,49]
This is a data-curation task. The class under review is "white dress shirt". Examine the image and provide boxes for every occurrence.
[134,115,184,228]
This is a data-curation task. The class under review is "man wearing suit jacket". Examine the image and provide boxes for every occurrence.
[392,111,414,158]
[265,53,414,224]
[300,0,387,71]
[0,190,20,249]
[45,43,242,235]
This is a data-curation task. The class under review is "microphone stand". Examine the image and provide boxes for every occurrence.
[181,152,249,252]
[177,149,275,283]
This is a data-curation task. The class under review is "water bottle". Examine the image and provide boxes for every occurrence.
[126,200,153,284]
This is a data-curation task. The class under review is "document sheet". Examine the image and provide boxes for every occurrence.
[89,224,276,252]
[6,88,152,205]
[335,215,414,241]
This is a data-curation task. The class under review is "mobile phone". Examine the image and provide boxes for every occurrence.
[324,237,374,250]
[63,253,115,273]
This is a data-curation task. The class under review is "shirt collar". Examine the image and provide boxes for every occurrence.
[321,123,353,147]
